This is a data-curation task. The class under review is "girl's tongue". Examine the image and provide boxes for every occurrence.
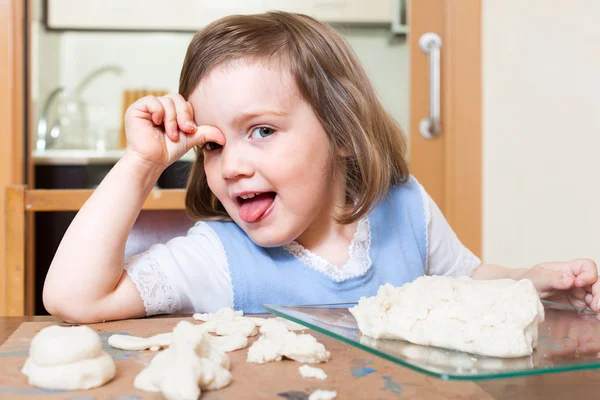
[239,192,276,223]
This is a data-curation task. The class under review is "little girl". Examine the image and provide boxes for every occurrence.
[44,12,599,323]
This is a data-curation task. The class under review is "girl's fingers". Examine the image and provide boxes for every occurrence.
[570,286,587,301]
[564,258,600,310]
[585,292,594,307]
[568,297,588,309]
[133,95,165,126]
[165,93,196,134]
[591,280,600,311]
[565,259,598,287]
[158,96,179,141]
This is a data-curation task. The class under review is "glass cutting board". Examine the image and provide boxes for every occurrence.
[263,300,600,380]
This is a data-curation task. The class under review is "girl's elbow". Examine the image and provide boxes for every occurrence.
[42,288,98,324]
[42,288,73,322]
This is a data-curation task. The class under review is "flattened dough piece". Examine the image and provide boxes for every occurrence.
[108,333,171,351]
[350,276,545,357]
[22,352,115,391]
[110,331,248,354]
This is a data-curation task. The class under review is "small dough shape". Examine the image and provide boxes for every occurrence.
[259,319,291,336]
[350,276,545,358]
[194,307,258,337]
[274,317,308,331]
[204,318,258,337]
[247,319,330,364]
[22,325,115,390]
[299,364,327,380]
[192,308,243,322]
[250,317,308,331]
[108,332,171,351]
[309,389,337,400]
[208,333,249,353]
[134,320,232,400]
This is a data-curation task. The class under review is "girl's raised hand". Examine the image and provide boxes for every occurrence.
[123,93,223,169]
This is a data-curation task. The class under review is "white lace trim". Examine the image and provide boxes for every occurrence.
[418,181,431,273]
[283,217,372,282]
[454,246,483,277]
[124,251,179,316]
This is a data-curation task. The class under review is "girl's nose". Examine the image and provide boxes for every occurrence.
[220,142,253,180]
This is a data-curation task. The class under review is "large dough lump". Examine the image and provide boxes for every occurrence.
[22,325,115,390]
[349,276,545,357]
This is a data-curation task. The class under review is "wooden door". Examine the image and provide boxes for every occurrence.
[1,0,27,315]
[409,0,482,256]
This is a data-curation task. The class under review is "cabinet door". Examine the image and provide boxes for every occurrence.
[46,0,394,31]
[47,0,266,30]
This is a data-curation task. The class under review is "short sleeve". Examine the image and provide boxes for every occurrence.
[124,222,233,316]
[420,188,482,277]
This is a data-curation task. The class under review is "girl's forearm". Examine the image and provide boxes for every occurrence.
[471,263,527,281]
[43,152,164,309]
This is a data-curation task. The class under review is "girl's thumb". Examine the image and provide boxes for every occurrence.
[188,125,224,149]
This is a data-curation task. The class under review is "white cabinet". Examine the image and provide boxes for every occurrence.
[46,0,395,31]
[263,0,393,24]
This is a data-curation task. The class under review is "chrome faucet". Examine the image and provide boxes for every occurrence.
[36,87,65,150]
[36,65,123,151]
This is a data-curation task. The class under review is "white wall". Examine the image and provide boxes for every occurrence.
[482,0,600,267]
[31,0,409,149]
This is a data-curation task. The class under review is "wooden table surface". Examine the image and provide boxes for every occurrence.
[1,316,599,399]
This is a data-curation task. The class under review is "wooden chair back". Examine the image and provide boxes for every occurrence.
[3,186,193,316]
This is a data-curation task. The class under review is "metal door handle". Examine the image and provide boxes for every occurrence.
[419,32,442,139]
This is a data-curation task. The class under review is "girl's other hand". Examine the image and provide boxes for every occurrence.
[123,93,223,169]
[522,259,600,311]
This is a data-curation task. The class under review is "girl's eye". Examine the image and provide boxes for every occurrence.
[250,126,275,139]
[203,142,222,152]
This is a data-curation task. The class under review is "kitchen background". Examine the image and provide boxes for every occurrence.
[30,0,410,313]
[31,0,409,163]
[25,0,600,314]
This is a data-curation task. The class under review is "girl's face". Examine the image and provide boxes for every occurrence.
[188,61,346,247]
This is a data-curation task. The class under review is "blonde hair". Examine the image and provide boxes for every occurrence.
[180,11,409,224]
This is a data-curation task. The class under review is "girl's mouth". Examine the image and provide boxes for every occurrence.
[237,192,277,223]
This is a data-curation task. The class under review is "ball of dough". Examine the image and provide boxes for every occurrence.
[30,325,102,366]
[22,352,115,390]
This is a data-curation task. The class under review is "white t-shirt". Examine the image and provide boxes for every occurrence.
[125,187,482,316]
